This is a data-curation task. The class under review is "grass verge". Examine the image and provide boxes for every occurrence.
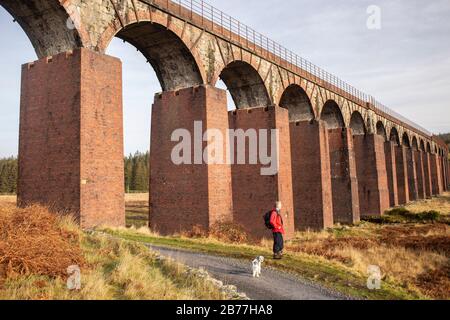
[0,204,226,300]
[102,226,424,300]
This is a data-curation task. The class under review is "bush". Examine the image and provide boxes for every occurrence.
[209,222,249,244]
[0,205,84,280]
[414,211,441,222]
[385,207,411,217]
[364,208,442,224]
[181,225,208,239]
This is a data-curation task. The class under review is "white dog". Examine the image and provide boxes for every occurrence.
[252,256,264,278]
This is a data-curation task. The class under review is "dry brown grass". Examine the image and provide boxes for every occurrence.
[286,221,450,299]
[125,193,149,228]
[0,201,226,300]
[281,194,450,299]
[0,194,150,228]
[0,195,17,205]
[0,203,84,280]
[0,233,226,300]
[178,222,250,244]
[404,192,450,215]
[124,193,148,203]
[209,222,250,244]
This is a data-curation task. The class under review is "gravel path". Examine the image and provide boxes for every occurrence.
[149,245,347,300]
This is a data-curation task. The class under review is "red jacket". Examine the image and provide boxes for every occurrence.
[270,209,285,234]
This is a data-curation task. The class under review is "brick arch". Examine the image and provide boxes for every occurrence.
[96,9,207,91]
[390,127,401,146]
[402,132,411,148]
[0,0,83,58]
[217,60,271,109]
[412,136,419,150]
[279,84,315,122]
[97,13,205,91]
[376,121,388,141]
[277,78,314,105]
[349,111,366,135]
[320,100,345,129]
[341,101,354,128]
[385,122,393,139]
[420,139,426,151]
[365,113,374,134]
[311,85,326,112]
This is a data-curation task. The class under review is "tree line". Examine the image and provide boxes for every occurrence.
[437,133,450,149]
[0,152,150,194]
[437,134,450,159]
[124,151,149,192]
[0,157,18,194]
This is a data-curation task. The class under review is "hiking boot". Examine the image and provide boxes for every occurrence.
[273,253,282,260]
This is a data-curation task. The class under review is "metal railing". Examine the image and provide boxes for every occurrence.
[147,0,433,137]
[371,99,432,136]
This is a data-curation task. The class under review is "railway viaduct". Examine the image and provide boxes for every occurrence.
[1,0,448,239]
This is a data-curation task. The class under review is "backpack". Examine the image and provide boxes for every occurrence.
[264,211,274,229]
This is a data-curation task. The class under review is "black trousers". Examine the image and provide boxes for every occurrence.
[273,232,284,254]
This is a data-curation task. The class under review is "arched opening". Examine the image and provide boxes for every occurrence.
[402,132,417,200]
[279,85,322,230]
[384,125,399,207]
[376,121,387,140]
[402,133,411,148]
[321,100,359,223]
[351,112,389,216]
[0,6,36,156]
[320,100,345,129]
[114,22,203,91]
[427,142,432,153]
[349,111,366,135]
[412,137,419,150]
[392,128,409,204]
[215,79,237,111]
[0,6,40,198]
[105,21,206,229]
[220,61,290,237]
[411,136,425,198]
[420,140,425,151]
[105,38,155,200]
[218,61,270,109]
[0,1,81,58]
[390,127,400,146]
[279,84,314,122]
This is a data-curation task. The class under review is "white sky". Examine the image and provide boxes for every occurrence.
[1,0,449,157]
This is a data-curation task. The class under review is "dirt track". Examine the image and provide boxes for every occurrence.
[149,245,348,300]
